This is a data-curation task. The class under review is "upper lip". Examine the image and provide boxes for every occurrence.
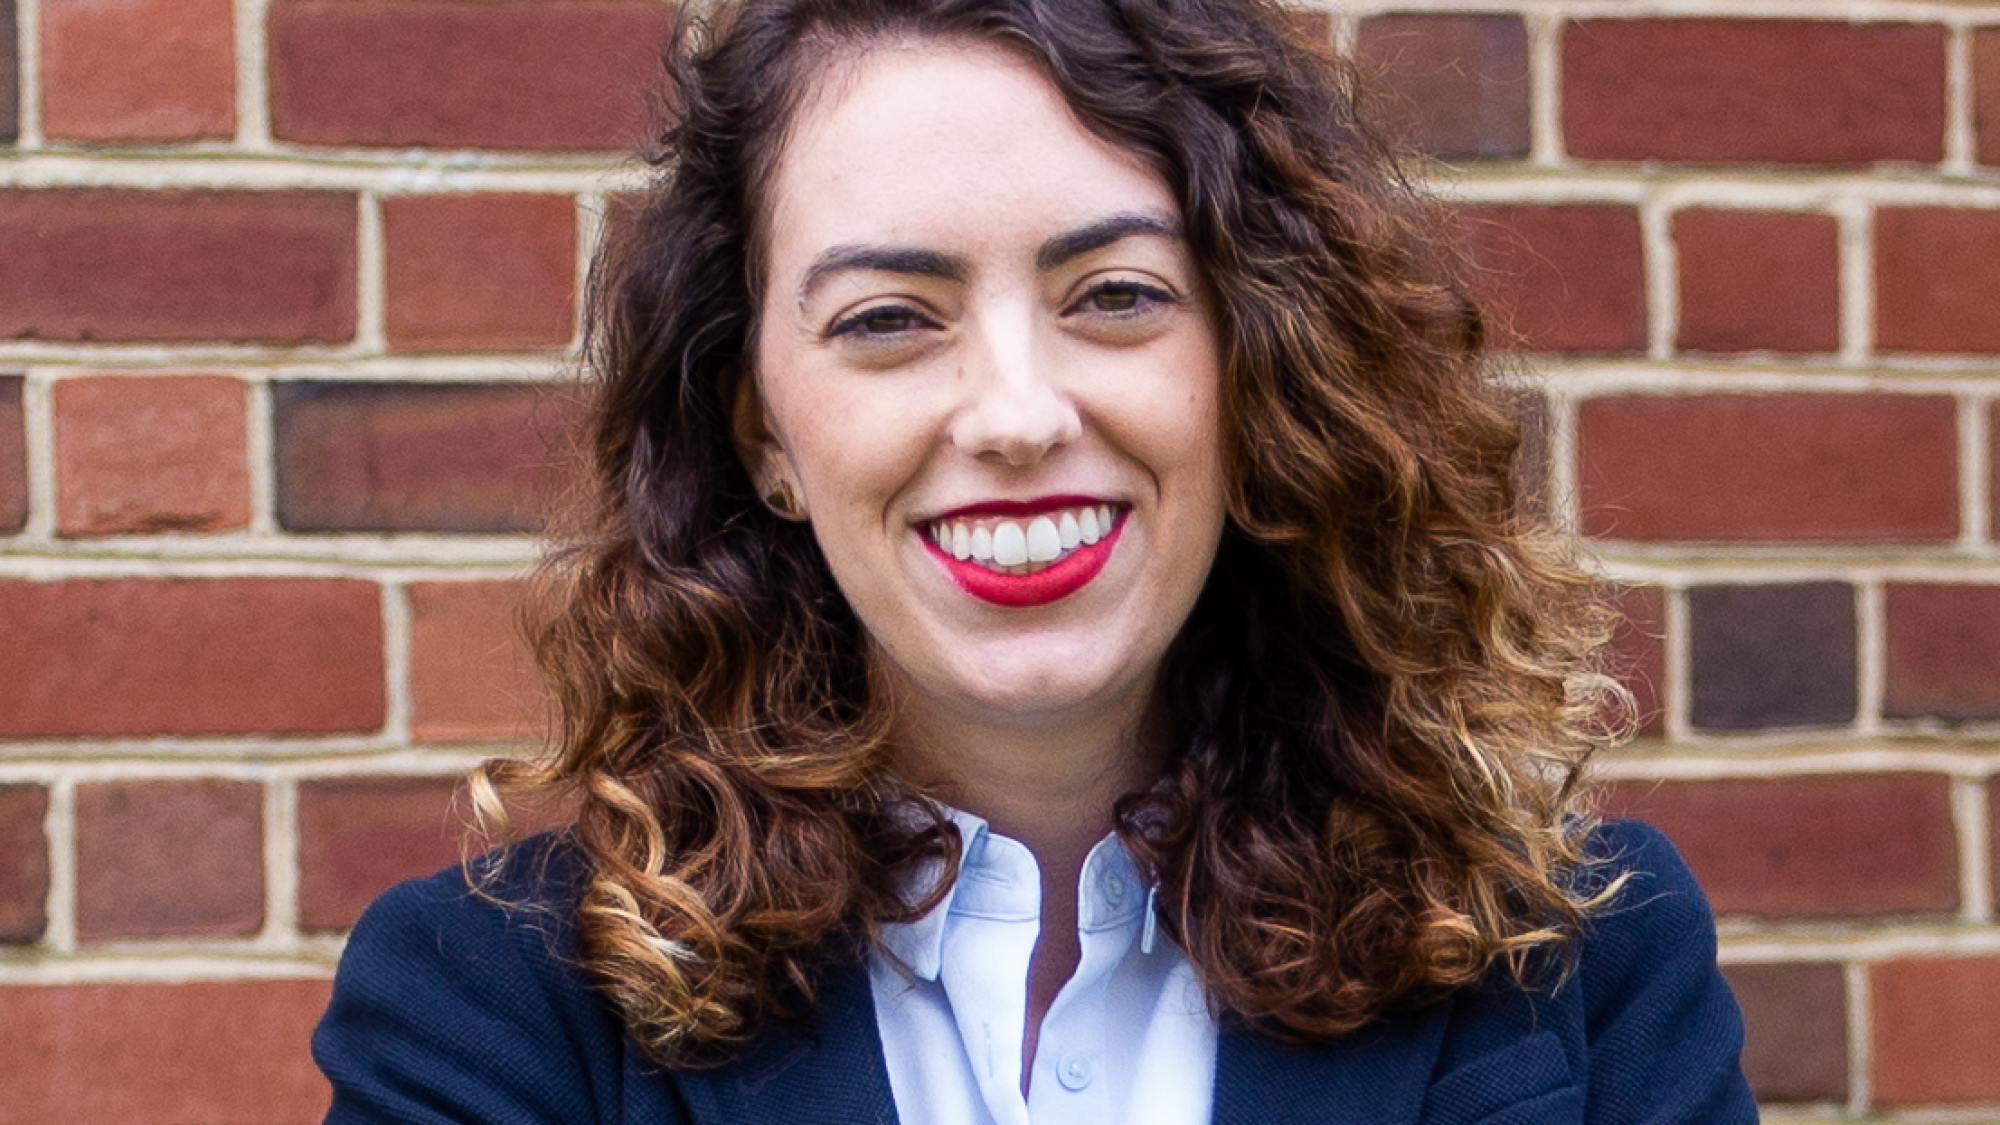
[922,494,1117,523]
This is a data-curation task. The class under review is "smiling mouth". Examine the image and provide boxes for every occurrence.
[920,501,1125,608]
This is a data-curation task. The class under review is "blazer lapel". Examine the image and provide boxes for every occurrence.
[1210,1000,1453,1125]
[676,959,899,1125]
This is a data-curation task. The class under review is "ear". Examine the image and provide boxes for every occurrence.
[731,370,808,519]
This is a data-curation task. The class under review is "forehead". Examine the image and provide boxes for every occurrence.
[761,39,1178,275]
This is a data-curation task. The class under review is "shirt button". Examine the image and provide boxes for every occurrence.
[1057,1052,1094,1091]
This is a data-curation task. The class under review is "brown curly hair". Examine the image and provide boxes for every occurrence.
[472,0,1627,1062]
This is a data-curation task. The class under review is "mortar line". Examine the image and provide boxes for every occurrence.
[243,376,278,535]
[356,192,388,355]
[1525,8,1564,168]
[1954,774,1993,923]
[1945,20,1977,177]
[1962,393,1992,547]
[1854,577,1886,737]
[1662,582,1694,743]
[233,0,274,150]
[1640,189,1677,361]
[573,192,606,355]
[1834,197,1875,368]
[20,369,58,542]
[45,778,76,953]
[382,578,414,745]
[1846,960,1872,1117]
[1544,377,1581,539]
[16,0,42,149]
[262,774,299,946]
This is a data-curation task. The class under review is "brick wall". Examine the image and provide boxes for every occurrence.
[0,0,1995,1120]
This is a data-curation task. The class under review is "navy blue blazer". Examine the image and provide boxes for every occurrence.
[314,820,1756,1123]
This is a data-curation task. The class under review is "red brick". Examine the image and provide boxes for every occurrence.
[297,775,462,931]
[274,382,572,533]
[385,195,577,350]
[269,0,671,150]
[408,580,548,743]
[1355,15,1529,159]
[1460,205,1645,353]
[76,779,262,939]
[0,376,24,534]
[1884,585,2000,721]
[0,785,48,942]
[1994,402,2000,541]
[40,0,233,142]
[0,578,383,737]
[1674,211,1839,354]
[54,375,249,535]
[1872,957,2000,1104]
[0,979,331,1124]
[1563,20,1946,165]
[1976,29,2000,168]
[1604,774,1957,917]
[1992,777,2000,914]
[1722,962,1847,1103]
[1577,394,1958,542]
[0,190,355,344]
[1876,208,2000,354]
[1606,586,1666,737]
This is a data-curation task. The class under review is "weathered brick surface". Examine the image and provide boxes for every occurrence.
[385,194,577,351]
[1883,585,2000,722]
[1722,962,1847,1103]
[1607,585,1666,737]
[1875,208,2000,354]
[0,2,17,145]
[1354,15,1529,160]
[1872,957,2000,1104]
[1607,774,1957,917]
[269,0,672,150]
[1977,28,2000,169]
[274,382,570,533]
[1460,205,1645,353]
[297,775,462,931]
[0,785,49,942]
[40,0,234,142]
[0,979,332,1124]
[0,578,384,737]
[1562,20,1947,165]
[1688,583,1855,732]
[1577,395,1958,542]
[0,190,356,344]
[0,376,24,533]
[408,580,548,743]
[76,779,263,939]
[1674,210,1839,354]
[54,375,249,535]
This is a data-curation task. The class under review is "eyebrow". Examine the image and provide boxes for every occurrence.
[796,210,1184,303]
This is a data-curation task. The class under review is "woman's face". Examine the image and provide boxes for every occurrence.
[746,40,1227,734]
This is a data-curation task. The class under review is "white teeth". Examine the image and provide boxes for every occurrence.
[1099,505,1115,532]
[1057,512,1081,550]
[951,522,971,560]
[1026,516,1061,562]
[991,521,1029,566]
[970,526,993,561]
[1079,507,1100,544]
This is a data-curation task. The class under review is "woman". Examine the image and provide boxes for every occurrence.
[314,0,1755,1119]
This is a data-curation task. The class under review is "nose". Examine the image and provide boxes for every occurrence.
[947,306,1082,467]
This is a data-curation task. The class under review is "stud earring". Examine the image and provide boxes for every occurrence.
[764,478,805,520]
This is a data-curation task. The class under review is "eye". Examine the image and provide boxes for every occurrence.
[828,303,936,339]
[1067,278,1176,317]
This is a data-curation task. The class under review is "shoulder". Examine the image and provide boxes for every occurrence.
[1570,818,1722,1004]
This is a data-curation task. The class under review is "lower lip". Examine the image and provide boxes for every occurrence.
[924,518,1124,607]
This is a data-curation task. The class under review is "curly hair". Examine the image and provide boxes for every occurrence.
[472,0,1628,1062]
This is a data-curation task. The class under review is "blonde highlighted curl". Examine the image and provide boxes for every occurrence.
[471,0,1631,1062]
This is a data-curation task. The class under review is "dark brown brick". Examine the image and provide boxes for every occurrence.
[0,980,331,1123]
[1607,774,1957,917]
[0,578,384,737]
[1722,962,1847,1103]
[269,0,671,150]
[1873,957,2000,1104]
[1,2,17,145]
[297,776,462,932]
[1688,583,1856,731]
[0,190,356,344]
[54,375,250,535]
[1607,585,1666,737]
[1876,208,2000,354]
[1977,29,2000,168]
[1460,205,1645,353]
[274,382,569,533]
[0,375,24,533]
[1355,15,1529,159]
[385,194,576,351]
[1577,394,1958,543]
[408,580,548,743]
[1884,585,2000,721]
[1563,20,1946,165]
[0,785,48,942]
[76,780,263,939]
[40,0,234,142]
[1675,210,1839,353]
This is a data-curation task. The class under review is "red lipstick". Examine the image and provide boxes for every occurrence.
[921,503,1123,608]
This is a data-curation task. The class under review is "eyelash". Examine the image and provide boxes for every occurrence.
[824,278,1179,339]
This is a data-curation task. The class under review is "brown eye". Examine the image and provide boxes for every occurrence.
[1091,286,1142,312]
[1071,279,1173,317]
[830,304,933,338]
